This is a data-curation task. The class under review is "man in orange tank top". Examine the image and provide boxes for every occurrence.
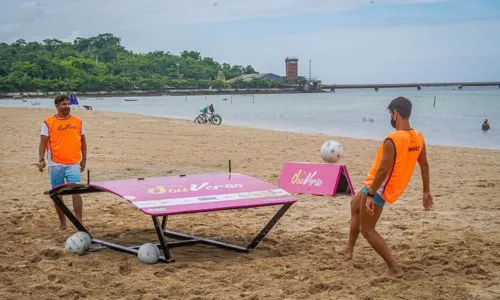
[337,97,434,278]
[38,94,87,230]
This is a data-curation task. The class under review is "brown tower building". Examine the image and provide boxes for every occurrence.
[285,57,298,78]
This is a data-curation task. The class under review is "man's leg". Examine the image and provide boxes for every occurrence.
[65,165,83,223]
[48,165,67,230]
[359,194,403,278]
[337,189,364,260]
[72,195,83,223]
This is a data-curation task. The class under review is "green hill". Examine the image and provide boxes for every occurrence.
[0,33,272,93]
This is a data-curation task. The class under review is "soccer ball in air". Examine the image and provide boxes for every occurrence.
[137,243,160,264]
[65,231,92,255]
[320,140,343,163]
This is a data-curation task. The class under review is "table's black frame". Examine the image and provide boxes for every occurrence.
[48,184,293,263]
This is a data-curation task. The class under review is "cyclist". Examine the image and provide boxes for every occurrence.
[199,104,215,117]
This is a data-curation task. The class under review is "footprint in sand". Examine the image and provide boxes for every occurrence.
[477,181,496,188]
[40,248,64,260]
[393,224,408,230]
[48,274,57,282]
[308,282,343,294]
[119,262,132,276]
[154,270,169,278]
[31,248,64,263]
[369,276,399,286]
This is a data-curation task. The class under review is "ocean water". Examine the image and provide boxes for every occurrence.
[2,87,499,150]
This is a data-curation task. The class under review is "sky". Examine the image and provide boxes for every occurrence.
[0,0,499,84]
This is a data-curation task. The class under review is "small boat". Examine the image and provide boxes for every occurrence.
[124,98,138,101]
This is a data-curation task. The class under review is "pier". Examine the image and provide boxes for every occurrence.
[321,81,500,92]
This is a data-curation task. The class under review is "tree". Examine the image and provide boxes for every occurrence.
[0,33,260,93]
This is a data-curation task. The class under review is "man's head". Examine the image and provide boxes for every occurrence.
[484,119,488,123]
[54,94,71,117]
[387,97,412,129]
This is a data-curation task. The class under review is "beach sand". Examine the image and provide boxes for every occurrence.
[1,107,500,300]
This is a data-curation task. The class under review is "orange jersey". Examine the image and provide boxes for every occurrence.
[43,115,83,165]
[364,129,425,204]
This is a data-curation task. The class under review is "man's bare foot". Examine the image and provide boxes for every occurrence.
[336,247,353,260]
[380,268,404,279]
[59,223,67,230]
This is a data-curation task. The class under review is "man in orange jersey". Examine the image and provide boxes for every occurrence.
[38,94,87,230]
[337,96,433,278]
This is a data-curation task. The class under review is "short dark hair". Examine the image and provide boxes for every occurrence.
[54,94,70,105]
[387,96,412,119]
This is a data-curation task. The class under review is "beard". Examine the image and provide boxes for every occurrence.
[61,107,70,115]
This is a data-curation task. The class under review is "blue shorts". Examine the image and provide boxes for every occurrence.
[48,164,81,188]
[363,187,386,207]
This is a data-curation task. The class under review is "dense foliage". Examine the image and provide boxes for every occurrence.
[0,33,302,93]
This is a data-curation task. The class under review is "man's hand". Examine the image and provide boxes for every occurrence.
[365,194,375,216]
[80,160,86,172]
[422,192,434,211]
[38,160,46,172]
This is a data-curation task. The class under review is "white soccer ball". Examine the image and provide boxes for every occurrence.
[65,231,92,255]
[320,140,344,163]
[137,243,160,264]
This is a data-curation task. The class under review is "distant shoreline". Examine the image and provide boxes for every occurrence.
[0,87,326,99]
[2,106,498,151]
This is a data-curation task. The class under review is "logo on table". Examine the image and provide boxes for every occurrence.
[148,182,244,195]
[290,170,323,187]
[146,207,168,213]
[197,196,217,201]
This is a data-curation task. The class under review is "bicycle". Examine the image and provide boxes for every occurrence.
[194,111,222,125]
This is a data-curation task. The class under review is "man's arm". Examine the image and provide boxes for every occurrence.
[81,135,87,162]
[417,143,430,193]
[369,139,396,195]
[39,122,49,161]
[39,135,48,160]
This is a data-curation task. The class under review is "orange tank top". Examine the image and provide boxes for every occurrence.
[364,129,425,204]
[44,115,83,165]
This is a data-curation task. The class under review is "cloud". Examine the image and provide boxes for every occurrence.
[88,0,458,25]
[214,18,500,83]
[0,0,497,83]
[17,1,43,22]
[0,0,460,29]
[0,0,465,44]
[21,1,41,10]
[0,23,19,34]
[140,0,459,24]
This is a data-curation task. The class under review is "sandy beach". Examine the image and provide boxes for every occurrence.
[1,107,499,300]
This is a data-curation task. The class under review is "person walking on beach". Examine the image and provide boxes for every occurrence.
[38,94,87,230]
[337,96,433,278]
